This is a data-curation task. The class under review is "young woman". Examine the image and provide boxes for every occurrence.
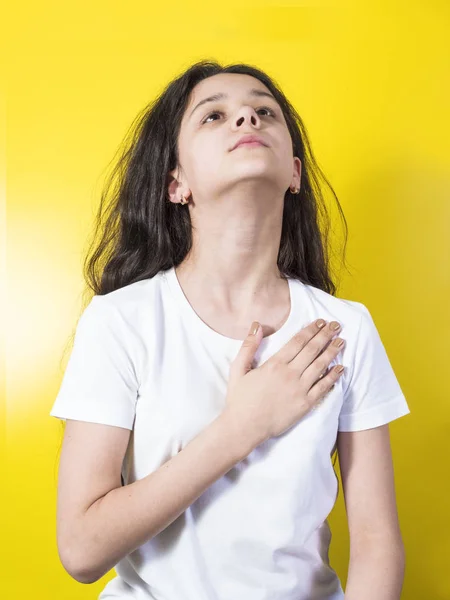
[50,59,410,600]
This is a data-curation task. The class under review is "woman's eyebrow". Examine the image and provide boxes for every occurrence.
[188,89,277,120]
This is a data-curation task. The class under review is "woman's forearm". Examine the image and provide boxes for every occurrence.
[68,410,257,584]
[344,538,405,600]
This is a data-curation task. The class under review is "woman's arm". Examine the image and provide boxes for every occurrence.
[62,411,257,584]
[337,424,406,600]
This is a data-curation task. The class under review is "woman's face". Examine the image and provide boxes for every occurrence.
[171,72,301,204]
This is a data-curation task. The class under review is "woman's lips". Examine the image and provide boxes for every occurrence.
[234,141,266,148]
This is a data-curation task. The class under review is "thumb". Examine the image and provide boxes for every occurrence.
[232,321,263,377]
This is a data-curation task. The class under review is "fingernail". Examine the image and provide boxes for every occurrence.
[249,321,259,336]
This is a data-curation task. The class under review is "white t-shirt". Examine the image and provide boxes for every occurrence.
[50,267,410,600]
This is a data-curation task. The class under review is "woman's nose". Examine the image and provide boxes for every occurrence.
[233,106,261,128]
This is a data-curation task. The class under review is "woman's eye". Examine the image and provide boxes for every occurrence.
[257,107,276,117]
[201,106,275,124]
[201,111,222,124]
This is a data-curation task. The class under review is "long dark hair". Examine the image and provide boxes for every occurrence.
[55,59,351,471]
[83,58,350,298]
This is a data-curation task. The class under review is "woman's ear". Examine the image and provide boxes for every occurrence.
[167,171,191,205]
[291,157,302,191]
[167,173,179,204]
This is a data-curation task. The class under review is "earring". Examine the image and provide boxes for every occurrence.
[180,194,189,205]
[289,185,300,194]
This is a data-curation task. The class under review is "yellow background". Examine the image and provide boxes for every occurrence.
[2,0,449,598]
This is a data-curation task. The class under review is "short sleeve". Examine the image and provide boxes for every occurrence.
[49,295,139,430]
[338,303,410,432]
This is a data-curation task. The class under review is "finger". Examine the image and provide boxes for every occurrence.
[287,321,342,373]
[301,337,345,390]
[310,384,335,411]
[316,367,328,381]
[269,319,335,366]
[307,365,344,403]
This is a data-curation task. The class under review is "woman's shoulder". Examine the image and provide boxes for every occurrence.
[296,277,369,323]
[94,271,166,313]
[84,272,168,345]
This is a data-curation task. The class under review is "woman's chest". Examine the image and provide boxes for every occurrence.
[130,333,344,482]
